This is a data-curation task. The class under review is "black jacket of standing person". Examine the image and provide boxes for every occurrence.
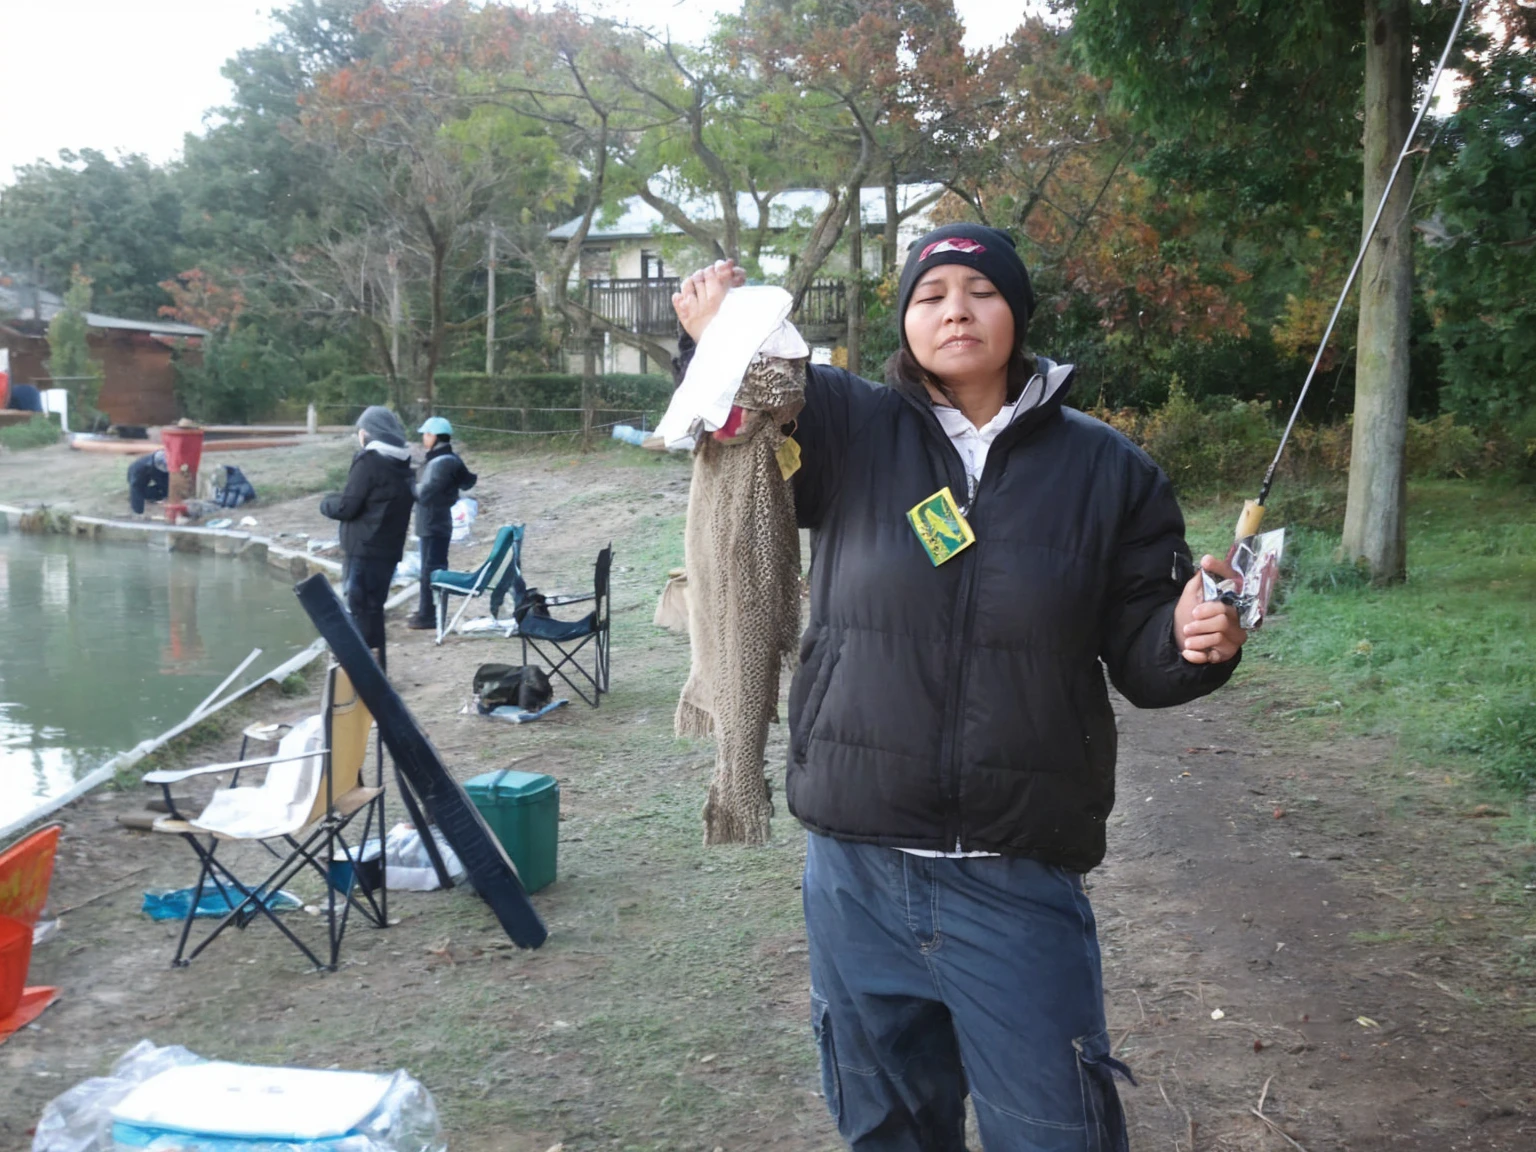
[320,407,415,564]
[780,355,1235,872]
[414,440,477,539]
[672,246,1238,874]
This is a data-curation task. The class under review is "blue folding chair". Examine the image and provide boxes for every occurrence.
[431,524,524,644]
[518,545,611,707]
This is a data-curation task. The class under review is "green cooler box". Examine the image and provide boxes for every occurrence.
[464,769,559,893]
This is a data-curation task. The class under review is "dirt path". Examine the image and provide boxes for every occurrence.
[1101,701,1536,1150]
[3,441,1531,1150]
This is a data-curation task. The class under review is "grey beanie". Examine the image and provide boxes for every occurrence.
[356,405,407,448]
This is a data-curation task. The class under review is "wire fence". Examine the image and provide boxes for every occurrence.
[312,404,659,440]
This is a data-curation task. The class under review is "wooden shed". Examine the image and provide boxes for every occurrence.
[1,273,206,426]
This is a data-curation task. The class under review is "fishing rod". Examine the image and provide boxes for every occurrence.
[1211,0,1472,622]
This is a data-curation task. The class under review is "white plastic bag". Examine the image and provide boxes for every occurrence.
[449,497,478,544]
[31,1041,444,1152]
[382,823,466,891]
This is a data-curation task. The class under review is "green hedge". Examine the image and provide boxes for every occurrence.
[0,413,62,451]
[314,372,673,415]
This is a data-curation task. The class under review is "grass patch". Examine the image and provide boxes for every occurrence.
[1349,930,1412,945]
[0,413,62,451]
[1185,479,1536,796]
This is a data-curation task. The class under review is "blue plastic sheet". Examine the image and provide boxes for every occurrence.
[483,699,568,725]
[141,884,302,921]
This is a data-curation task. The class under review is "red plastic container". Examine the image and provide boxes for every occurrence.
[0,916,29,1019]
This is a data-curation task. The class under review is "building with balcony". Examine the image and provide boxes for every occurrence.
[548,184,942,374]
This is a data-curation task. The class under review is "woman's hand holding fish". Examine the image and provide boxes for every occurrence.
[673,259,747,341]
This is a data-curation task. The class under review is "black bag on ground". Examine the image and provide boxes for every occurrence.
[513,588,550,624]
[473,663,553,712]
[213,464,258,508]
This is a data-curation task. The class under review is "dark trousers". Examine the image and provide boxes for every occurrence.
[344,556,397,668]
[416,534,451,621]
[129,471,168,514]
[803,833,1131,1152]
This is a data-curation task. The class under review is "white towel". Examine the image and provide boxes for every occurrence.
[655,286,810,449]
[190,714,326,839]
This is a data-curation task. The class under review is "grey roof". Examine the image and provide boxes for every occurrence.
[549,183,944,241]
[0,271,207,337]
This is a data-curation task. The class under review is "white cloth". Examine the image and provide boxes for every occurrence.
[364,439,413,462]
[655,286,810,449]
[189,714,325,839]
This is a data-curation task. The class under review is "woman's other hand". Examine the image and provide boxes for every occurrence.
[673,259,747,341]
[1173,555,1249,664]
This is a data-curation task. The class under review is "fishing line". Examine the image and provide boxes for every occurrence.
[1252,0,1472,512]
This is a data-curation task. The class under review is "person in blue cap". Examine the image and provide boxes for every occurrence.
[405,416,478,630]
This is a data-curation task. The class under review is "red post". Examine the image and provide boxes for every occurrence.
[159,425,206,522]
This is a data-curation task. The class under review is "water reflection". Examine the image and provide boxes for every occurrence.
[0,533,318,827]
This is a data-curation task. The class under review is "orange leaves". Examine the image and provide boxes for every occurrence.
[1061,212,1250,344]
[158,268,247,333]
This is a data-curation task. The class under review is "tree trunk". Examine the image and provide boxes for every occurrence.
[846,186,863,376]
[580,313,596,452]
[1341,0,1413,581]
[883,169,900,274]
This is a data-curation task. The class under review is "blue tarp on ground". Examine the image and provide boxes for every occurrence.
[141,883,301,921]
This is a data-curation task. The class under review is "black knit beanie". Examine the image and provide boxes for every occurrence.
[896,223,1035,352]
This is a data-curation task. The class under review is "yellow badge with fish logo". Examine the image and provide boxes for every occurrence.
[907,487,975,566]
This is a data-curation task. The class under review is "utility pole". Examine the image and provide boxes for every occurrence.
[388,249,402,410]
[846,184,863,376]
[485,228,497,379]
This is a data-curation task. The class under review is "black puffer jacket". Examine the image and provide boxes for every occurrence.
[414,442,477,538]
[320,448,415,563]
[763,358,1236,872]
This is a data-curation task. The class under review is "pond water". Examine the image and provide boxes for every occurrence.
[0,530,320,831]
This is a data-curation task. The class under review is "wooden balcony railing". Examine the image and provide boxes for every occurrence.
[584,278,681,336]
[582,276,851,337]
[794,281,847,330]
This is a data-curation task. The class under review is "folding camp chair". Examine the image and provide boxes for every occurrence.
[146,664,389,970]
[519,545,612,707]
[431,524,524,644]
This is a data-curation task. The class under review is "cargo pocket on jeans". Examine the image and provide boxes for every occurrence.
[811,991,843,1123]
[1075,1032,1135,1152]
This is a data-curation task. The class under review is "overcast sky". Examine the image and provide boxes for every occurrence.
[0,0,1043,185]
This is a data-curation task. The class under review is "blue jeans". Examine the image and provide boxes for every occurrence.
[803,833,1132,1152]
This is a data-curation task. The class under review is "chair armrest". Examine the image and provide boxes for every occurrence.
[143,748,329,785]
[543,592,595,607]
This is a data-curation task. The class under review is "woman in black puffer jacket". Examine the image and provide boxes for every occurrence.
[319,405,414,666]
[672,226,1249,1152]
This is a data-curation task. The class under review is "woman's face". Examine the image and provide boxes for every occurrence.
[902,264,1014,382]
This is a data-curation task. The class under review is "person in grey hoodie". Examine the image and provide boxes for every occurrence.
[405,416,478,629]
[319,405,415,666]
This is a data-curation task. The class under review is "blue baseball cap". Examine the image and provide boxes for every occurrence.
[418,416,453,436]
